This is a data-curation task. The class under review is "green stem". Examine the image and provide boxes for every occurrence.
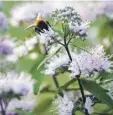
[63,40,89,115]
[61,78,76,89]
[65,45,72,61]
[77,77,86,103]
[43,44,48,55]
[77,77,89,115]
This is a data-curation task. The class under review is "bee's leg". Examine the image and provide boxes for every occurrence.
[40,29,45,33]
[35,27,46,34]
[46,21,51,27]
[35,28,41,35]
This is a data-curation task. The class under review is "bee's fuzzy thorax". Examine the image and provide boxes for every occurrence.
[34,18,44,25]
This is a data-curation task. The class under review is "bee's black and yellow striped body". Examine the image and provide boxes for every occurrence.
[34,18,50,35]
[25,14,51,35]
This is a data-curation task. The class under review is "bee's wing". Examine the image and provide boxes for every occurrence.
[25,24,36,30]
[36,13,42,19]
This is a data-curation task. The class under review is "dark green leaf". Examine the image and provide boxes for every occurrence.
[81,79,113,108]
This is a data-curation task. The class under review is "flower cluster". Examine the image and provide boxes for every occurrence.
[6,36,38,62]
[44,53,70,76]
[0,38,14,56]
[52,6,82,23]
[85,96,94,114]
[69,21,90,38]
[39,27,56,45]
[52,6,90,39]
[0,12,8,31]
[44,45,113,78]
[0,72,36,114]
[0,72,34,96]
[53,92,74,115]
[69,45,113,78]
[7,94,37,113]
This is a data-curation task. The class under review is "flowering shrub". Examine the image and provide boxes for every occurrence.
[0,1,113,115]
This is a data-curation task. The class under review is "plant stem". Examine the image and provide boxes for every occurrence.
[0,98,5,115]
[77,77,89,115]
[77,77,86,103]
[44,44,48,55]
[65,45,72,61]
[64,42,89,115]
[61,78,76,89]
[52,75,59,88]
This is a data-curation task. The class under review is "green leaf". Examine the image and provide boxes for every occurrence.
[81,79,113,108]
[37,46,62,70]
[75,111,85,115]
[93,103,113,114]
[99,72,113,83]
[34,93,54,115]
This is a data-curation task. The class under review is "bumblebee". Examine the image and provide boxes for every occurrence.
[25,14,51,35]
